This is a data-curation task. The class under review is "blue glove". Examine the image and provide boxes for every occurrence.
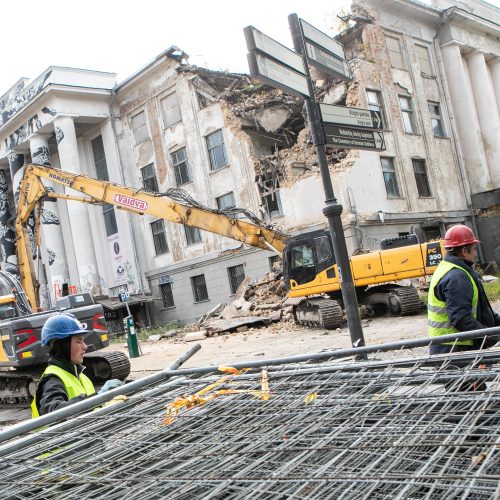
[98,379,123,394]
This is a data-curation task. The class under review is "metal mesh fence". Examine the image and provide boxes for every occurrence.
[1,347,499,499]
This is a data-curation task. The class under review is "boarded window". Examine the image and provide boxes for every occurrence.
[399,96,417,134]
[185,226,202,245]
[412,159,432,197]
[206,130,228,170]
[191,274,209,302]
[386,36,405,70]
[160,282,175,308]
[366,90,386,129]
[228,264,245,295]
[131,111,149,144]
[171,148,191,186]
[91,135,109,181]
[151,220,169,255]
[161,93,181,128]
[216,192,236,210]
[141,163,158,192]
[415,45,433,75]
[380,157,401,198]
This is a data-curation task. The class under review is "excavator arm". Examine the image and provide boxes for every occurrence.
[16,164,288,309]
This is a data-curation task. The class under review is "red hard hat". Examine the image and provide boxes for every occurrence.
[444,224,480,248]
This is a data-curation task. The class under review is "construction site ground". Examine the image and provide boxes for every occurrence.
[2,301,499,427]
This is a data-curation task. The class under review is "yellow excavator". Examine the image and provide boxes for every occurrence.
[16,163,445,329]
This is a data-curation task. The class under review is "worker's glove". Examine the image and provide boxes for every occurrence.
[98,379,124,394]
[103,395,128,408]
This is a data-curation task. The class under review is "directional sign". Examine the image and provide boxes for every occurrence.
[300,19,352,81]
[320,103,383,130]
[323,124,386,151]
[247,51,310,98]
[244,26,306,75]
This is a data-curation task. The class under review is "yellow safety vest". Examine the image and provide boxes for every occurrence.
[427,260,478,346]
[31,364,95,418]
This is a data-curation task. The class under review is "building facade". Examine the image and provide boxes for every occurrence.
[0,0,498,327]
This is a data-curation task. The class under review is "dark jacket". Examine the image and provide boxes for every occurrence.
[34,357,89,416]
[434,254,500,336]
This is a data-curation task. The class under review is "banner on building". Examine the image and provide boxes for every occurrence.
[107,233,127,286]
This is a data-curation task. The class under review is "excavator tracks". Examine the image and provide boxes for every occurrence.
[387,286,422,316]
[0,370,38,407]
[83,351,131,382]
[293,298,344,330]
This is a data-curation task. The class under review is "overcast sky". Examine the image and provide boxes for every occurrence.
[1,0,499,97]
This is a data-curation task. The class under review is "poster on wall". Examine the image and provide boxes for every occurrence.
[107,233,127,286]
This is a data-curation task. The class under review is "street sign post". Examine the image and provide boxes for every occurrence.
[323,124,386,150]
[320,103,383,130]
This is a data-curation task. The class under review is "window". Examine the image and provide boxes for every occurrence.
[412,159,432,197]
[103,204,118,236]
[160,282,175,308]
[131,111,148,144]
[428,101,445,138]
[228,264,245,295]
[91,135,109,181]
[206,130,228,171]
[141,163,158,192]
[171,148,191,186]
[269,255,281,272]
[151,220,169,255]
[216,192,236,210]
[415,45,433,75]
[380,157,401,197]
[366,90,386,129]
[191,274,209,302]
[160,93,181,128]
[386,36,405,69]
[262,189,283,220]
[399,96,417,134]
[185,226,202,245]
[197,92,211,109]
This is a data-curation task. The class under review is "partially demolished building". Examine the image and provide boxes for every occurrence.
[0,0,498,325]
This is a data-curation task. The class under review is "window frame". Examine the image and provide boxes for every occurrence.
[380,157,401,198]
[412,158,432,198]
[131,110,149,145]
[399,95,418,134]
[141,163,159,193]
[227,264,246,295]
[216,192,236,210]
[150,219,169,255]
[102,203,118,236]
[385,36,405,70]
[160,92,182,128]
[91,135,109,181]
[415,44,434,75]
[159,281,175,308]
[171,148,191,186]
[206,129,229,171]
[191,274,209,302]
[366,89,386,129]
[185,226,202,246]
[428,101,445,138]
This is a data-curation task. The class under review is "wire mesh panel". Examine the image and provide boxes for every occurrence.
[1,348,499,499]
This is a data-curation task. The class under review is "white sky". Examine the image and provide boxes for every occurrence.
[1,0,499,97]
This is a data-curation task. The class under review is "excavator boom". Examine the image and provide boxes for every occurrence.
[16,164,288,309]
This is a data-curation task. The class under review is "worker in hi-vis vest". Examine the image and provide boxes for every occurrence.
[428,224,500,355]
[31,313,122,418]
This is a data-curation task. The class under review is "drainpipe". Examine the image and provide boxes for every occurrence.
[108,88,146,292]
[433,18,485,263]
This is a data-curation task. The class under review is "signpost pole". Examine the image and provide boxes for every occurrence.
[288,13,366,353]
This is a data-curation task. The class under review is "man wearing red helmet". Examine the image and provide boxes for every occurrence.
[427,224,500,355]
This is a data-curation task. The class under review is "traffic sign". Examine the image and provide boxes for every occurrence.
[118,292,130,303]
[300,19,352,81]
[323,124,386,151]
[247,51,310,98]
[320,103,383,130]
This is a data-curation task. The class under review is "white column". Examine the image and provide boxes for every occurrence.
[441,43,491,193]
[53,115,101,295]
[30,134,70,307]
[467,50,500,186]
[489,58,500,116]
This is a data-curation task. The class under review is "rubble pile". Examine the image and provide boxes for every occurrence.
[196,269,297,337]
